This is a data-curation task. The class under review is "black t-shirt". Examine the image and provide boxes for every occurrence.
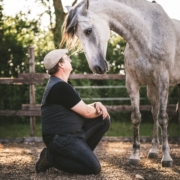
[46,81,81,109]
[41,76,85,137]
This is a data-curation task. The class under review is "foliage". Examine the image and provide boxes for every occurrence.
[0,2,55,78]
[107,33,126,74]
[37,0,77,48]
[0,0,179,131]
[0,1,54,123]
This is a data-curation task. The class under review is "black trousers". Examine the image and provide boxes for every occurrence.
[43,116,110,175]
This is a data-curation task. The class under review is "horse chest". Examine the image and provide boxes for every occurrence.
[125,58,154,84]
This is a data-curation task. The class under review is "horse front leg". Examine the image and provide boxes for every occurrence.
[158,77,173,167]
[126,75,141,166]
[147,85,159,159]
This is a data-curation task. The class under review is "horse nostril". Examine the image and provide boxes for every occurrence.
[95,66,103,74]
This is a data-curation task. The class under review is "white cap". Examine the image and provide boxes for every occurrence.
[43,49,68,70]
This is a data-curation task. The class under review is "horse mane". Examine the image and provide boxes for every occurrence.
[60,1,84,52]
[60,0,152,52]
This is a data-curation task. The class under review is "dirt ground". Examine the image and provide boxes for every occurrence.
[0,140,180,180]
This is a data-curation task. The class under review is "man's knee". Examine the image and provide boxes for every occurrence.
[91,161,101,175]
[103,116,111,131]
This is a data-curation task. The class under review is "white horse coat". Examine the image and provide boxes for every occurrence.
[62,0,180,167]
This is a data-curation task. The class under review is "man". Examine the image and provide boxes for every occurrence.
[35,49,110,175]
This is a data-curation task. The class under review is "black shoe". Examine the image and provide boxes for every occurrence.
[35,148,52,173]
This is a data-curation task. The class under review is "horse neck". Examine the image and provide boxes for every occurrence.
[90,0,152,51]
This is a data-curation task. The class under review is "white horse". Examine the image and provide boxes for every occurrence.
[61,0,180,167]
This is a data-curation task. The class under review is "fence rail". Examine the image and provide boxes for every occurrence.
[74,85,127,89]
[0,47,180,136]
[0,104,177,117]
[0,73,125,84]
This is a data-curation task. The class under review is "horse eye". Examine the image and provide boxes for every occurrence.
[85,28,92,35]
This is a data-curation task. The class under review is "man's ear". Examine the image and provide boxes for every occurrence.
[58,62,64,69]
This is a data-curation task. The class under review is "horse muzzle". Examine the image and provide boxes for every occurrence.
[92,60,109,74]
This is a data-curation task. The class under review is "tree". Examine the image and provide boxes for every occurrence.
[38,0,78,48]
[52,0,65,48]
[0,1,54,114]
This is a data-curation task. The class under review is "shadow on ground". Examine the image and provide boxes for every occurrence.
[0,140,180,180]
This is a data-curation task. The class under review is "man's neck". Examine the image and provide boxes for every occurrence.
[52,72,70,83]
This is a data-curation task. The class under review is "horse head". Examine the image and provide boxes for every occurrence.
[62,0,110,74]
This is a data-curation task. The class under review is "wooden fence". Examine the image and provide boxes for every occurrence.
[0,47,179,136]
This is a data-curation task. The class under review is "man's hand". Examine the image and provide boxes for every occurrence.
[94,102,110,120]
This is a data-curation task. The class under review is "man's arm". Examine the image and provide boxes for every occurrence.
[71,100,104,119]
[89,102,110,119]
[46,82,110,119]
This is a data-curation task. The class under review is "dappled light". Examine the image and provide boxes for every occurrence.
[1,0,180,179]
[97,142,180,179]
[0,144,34,179]
[0,141,180,179]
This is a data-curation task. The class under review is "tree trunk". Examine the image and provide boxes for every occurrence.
[52,0,65,48]
[72,0,78,6]
[52,0,78,48]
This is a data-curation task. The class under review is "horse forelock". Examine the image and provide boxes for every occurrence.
[61,1,84,50]
[66,2,85,36]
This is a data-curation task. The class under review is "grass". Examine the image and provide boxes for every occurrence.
[0,122,42,138]
[0,119,179,138]
[106,120,180,137]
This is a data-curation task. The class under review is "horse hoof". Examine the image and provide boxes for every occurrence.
[129,159,140,166]
[148,153,158,159]
[162,161,173,167]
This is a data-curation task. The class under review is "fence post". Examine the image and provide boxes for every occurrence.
[29,47,36,136]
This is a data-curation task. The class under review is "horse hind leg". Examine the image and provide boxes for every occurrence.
[158,75,173,167]
[126,76,141,166]
[147,85,159,159]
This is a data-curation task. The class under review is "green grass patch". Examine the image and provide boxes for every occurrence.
[0,121,42,138]
[106,120,180,137]
[0,119,179,138]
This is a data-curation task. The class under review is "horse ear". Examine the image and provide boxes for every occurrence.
[81,0,89,16]
[65,6,72,13]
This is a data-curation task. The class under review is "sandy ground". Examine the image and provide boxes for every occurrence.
[0,140,180,180]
